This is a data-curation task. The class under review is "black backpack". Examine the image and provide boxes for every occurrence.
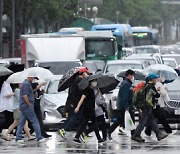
[133,84,148,109]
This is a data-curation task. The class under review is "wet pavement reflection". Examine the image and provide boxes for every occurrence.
[0,129,180,154]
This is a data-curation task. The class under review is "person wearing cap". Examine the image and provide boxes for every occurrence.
[57,67,90,139]
[16,71,45,143]
[132,73,168,142]
[107,69,136,140]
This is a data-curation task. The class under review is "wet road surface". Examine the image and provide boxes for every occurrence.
[0,128,180,154]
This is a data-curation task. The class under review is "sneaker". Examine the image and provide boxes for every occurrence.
[38,138,46,143]
[107,132,112,140]
[28,136,36,141]
[80,135,85,143]
[58,129,67,140]
[131,135,145,142]
[156,133,168,141]
[118,129,126,135]
[73,138,82,144]
[98,139,106,144]
[16,139,25,143]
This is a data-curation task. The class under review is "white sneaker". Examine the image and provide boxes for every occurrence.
[38,138,46,143]
[16,139,25,143]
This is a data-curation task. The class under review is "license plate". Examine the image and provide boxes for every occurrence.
[174,110,180,115]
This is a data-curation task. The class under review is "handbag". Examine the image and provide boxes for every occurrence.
[124,110,136,131]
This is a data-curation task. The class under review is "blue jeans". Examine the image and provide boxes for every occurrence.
[133,106,160,137]
[16,106,42,140]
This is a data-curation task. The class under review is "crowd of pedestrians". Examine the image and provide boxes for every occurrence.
[0,67,171,144]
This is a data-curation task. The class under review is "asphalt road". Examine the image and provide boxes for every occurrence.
[0,127,180,154]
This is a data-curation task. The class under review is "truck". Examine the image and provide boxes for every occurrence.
[20,34,85,68]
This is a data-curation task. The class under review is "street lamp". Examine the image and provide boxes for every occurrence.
[92,6,98,23]
[116,10,120,24]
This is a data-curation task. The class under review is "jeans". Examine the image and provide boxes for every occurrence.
[108,108,135,136]
[133,106,160,137]
[16,106,42,140]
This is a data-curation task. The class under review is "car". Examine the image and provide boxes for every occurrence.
[35,60,82,75]
[122,47,134,57]
[163,58,178,69]
[0,58,21,67]
[40,75,68,131]
[162,54,180,69]
[82,60,105,74]
[164,78,180,123]
[103,60,148,76]
[125,53,163,65]
[133,45,161,54]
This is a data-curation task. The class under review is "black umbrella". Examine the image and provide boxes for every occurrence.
[78,73,118,90]
[117,70,146,80]
[58,67,80,92]
[100,78,119,94]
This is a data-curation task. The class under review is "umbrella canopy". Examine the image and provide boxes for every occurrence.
[6,67,54,84]
[78,73,118,90]
[0,66,13,76]
[6,72,23,84]
[117,70,146,80]
[100,78,119,94]
[58,67,80,92]
[143,64,178,81]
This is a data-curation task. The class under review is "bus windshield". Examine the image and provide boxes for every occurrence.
[85,38,115,59]
[133,32,153,46]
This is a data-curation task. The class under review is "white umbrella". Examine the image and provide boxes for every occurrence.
[0,66,13,76]
[143,64,178,81]
[6,72,23,84]
[22,67,54,80]
[6,67,54,84]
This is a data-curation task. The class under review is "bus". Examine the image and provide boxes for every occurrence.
[91,24,134,58]
[132,27,159,46]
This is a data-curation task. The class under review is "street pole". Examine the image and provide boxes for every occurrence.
[84,3,87,18]
[11,0,15,57]
[0,0,3,57]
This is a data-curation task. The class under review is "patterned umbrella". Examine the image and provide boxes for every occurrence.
[58,67,80,92]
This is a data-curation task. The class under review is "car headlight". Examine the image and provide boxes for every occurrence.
[44,99,57,108]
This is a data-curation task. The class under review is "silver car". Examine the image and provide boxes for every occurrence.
[40,75,68,131]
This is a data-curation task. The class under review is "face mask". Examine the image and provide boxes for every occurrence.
[131,76,135,83]
[90,81,97,87]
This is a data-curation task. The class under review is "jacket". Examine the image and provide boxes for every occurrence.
[117,78,134,110]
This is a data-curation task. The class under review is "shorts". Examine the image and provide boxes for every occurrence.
[13,108,21,120]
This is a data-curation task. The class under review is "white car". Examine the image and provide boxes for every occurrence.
[163,58,178,69]
[125,53,163,65]
[162,54,180,69]
[103,60,148,76]
[133,45,161,54]
[40,75,68,131]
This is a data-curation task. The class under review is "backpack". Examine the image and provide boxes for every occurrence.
[133,82,148,109]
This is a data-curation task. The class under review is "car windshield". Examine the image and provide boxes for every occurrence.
[38,61,81,75]
[164,60,177,68]
[86,39,115,58]
[47,80,59,94]
[134,48,159,54]
[106,63,143,74]
[163,55,180,65]
[166,78,180,91]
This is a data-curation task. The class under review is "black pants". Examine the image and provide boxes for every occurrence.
[85,115,107,140]
[75,114,101,141]
[145,106,172,134]
[0,111,13,133]
[108,109,135,135]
